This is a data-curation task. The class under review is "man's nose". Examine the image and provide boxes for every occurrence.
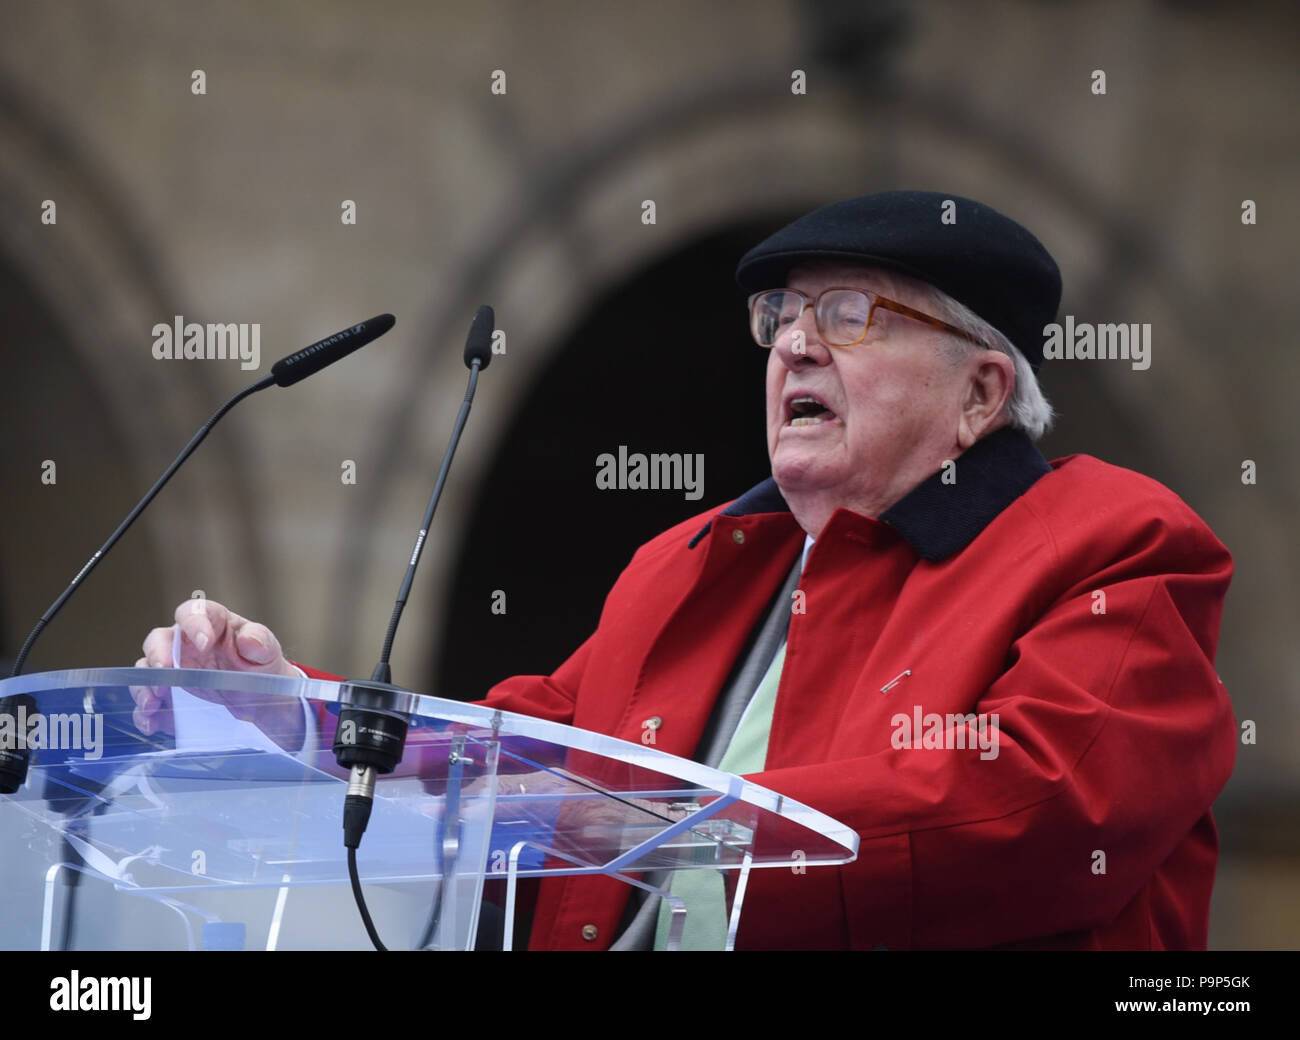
[775,306,832,368]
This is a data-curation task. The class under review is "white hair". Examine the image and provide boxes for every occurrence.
[921,286,1056,441]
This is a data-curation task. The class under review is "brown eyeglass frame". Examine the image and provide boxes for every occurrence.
[747,286,987,349]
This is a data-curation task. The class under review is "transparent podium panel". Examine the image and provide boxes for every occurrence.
[0,669,858,950]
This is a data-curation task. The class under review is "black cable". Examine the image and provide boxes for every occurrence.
[348,846,387,952]
[58,835,79,951]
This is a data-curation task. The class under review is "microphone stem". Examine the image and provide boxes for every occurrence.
[374,360,481,675]
[9,374,275,677]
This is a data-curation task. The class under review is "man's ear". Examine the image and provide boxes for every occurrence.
[956,351,1015,450]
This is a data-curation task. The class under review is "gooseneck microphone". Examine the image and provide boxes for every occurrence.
[332,306,494,951]
[0,314,396,795]
[270,314,396,388]
[375,303,493,683]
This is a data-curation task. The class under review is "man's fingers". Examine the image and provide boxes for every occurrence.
[133,701,174,736]
[129,684,166,713]
[141,627,175,668]
[134,601,294,741]
[129,664,169,711]
[130,662,173,735]
[233,621,281,667]
[174,597,229,655]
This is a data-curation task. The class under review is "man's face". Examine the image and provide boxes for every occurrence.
[764,262,976,518]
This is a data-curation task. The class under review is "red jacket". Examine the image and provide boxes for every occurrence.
[302,428,1236,949]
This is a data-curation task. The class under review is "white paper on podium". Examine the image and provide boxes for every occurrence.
[168,627,284,755]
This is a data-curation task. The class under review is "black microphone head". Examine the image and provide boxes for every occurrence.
[464,306,494,370]
[271,313,396,388]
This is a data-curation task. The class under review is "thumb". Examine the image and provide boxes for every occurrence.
[234,624,280,666]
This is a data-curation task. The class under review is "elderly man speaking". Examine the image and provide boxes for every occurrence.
[135,190,1236,951]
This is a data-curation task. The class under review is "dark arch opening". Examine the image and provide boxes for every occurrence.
[434,220,791,698]
[433,214,1177,702]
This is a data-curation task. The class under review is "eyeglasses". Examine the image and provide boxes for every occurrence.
[747,286,986,349]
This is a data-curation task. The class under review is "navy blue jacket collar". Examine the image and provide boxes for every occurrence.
[688,426,1051,561]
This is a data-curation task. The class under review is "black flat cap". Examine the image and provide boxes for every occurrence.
[735,190,1061,370]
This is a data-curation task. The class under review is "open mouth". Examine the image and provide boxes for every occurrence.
[786,395,837,427]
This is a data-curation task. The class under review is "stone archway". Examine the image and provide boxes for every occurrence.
[0,71,270,668]
[321,72,1249,690]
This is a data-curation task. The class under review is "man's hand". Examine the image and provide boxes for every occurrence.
[132,598,306,752]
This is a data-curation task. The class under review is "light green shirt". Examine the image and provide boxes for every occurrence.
[652,535,813,950]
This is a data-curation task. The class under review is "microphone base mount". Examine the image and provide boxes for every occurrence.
[332,679,413,776]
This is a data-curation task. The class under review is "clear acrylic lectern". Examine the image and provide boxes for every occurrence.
[0,668,858,950]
